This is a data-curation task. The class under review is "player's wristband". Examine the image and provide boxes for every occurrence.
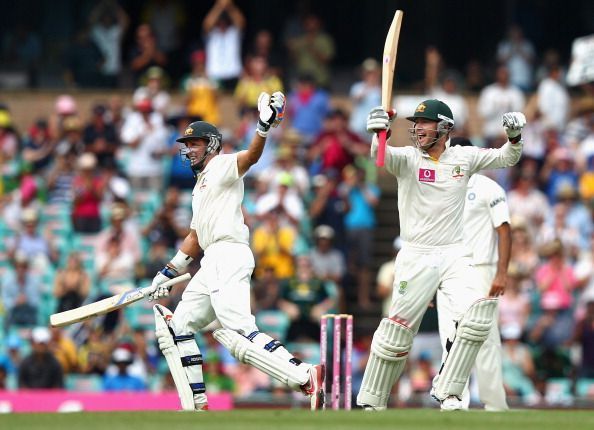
[169,250,193,271]
[256,120,270,137]
[509,134,522,144]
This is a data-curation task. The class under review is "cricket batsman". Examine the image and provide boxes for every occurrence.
[357,99,525,410]
[149,91,324,411]
[435,137,511,411]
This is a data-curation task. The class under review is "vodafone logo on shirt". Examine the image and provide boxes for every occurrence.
[418,168,436,183]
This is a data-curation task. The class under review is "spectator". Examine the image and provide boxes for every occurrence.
[96,203,142,263]
[507,170,550,234]
[46,142,77,205]
[22,119,55,174]
[50,94,78,140]
[309,224,346,288]
[573,298,594,378]
[142,187,188,249]
[537,65,569,132]
[565,98,594,151]
[252,209,297,280]
[71,153,105,233]
[89,0,129,88]
[0,110,19,178]
[83,103,119,168]
[247,29,283,79]
[498,263,532,336]
[129,24,168,86]
[78,326,112,375]
[496,25,536,92]
[141,239,170,281]
[53,252,91,313]
[477,65,525,148]
[349,58,381,139]
[0,334,23,381]
[2,23,42,88]
[234,55,283,113]
[18,327,64,389]
[278,255,336,342]
[255,172,305,229]
[181,50,219,125]
[509,217,539,278]
[257,139,310,197]
[1,252,42,329]
[56,116,85,159]
[540,147,579,204]
[308,109,369,175]
[119,97,168,191]
[7,207,58,273]
[141,0,185,58]
[202,0,246,91]
[96,233,136,294]
[133,66,171,115]
[252,265,283,312]
[286,14,335,89]
[102,348,146,391]
[63,27,104,88]
[500,323,541,406]
[430,72,469,136]
[287,73,331,143]
[50,327,79,374]
[340,165,380,308]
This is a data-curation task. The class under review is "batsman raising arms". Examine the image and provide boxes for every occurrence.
[149,91,324,411]
[358,100,525,411]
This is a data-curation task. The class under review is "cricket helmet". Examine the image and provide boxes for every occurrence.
[177,121,222,173]
[407,99,455,150]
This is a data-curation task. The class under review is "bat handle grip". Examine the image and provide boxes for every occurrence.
[144,272,192,298]
[376,130,387,167]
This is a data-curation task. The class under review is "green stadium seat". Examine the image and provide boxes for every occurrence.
[65,373,104,392]
[256,310,290,343]
[576,378,594,399]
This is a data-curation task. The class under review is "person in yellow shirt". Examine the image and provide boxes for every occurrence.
[234,55,283,113]
[252,209,296,279]
[50,327,79,374]
[182,50,219,125]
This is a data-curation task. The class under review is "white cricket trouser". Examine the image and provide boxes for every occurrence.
[171,241,258,335]
[437,263,508,411]
[388,243,483,333]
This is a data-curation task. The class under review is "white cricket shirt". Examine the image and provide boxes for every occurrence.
[463,174,511,264]
[190,153,249,249]
[375,138,521,247]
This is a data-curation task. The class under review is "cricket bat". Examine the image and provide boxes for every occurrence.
[50,273,191,327]
[376,10,403,167]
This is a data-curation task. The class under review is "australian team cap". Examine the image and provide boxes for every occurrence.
[406,99,455,126]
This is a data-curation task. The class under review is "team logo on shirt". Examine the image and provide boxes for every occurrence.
[451,165,464,179]
[398,281,408,295]
[418,168,436,183]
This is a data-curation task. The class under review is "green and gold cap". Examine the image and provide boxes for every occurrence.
[406,99,454,126]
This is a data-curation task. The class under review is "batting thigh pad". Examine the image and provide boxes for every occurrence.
[154,304,206,410]
[357,318,413,409]
[433,298,497,401]
[213,328,310,390]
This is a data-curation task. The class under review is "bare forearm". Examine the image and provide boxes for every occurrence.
[496,223,511,276]
[237,133,266,176]
[178,229,201,259]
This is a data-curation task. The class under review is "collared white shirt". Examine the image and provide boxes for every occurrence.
[463,174,510,264]
[191,153,249,249]
[373,138,521,247]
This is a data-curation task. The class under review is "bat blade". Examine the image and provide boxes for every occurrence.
[50,273,191,327]
[377,10,403,167]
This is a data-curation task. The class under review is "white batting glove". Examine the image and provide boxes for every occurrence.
[256,91,286,137]
[367,106,396,133]
[502,112,526,140]
[148,266,178,301]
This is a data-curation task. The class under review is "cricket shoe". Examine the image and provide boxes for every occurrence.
[301,364,325,410]
[440,396,463,411]
[361,404,386,411]
[195,403,209,411]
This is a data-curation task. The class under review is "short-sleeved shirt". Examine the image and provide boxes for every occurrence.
[190,154,249,249]
[463,174,510,264]
[378,138,522,247]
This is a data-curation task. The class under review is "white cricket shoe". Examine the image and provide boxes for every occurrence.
[441,396,463,411]
[301,364,325,411]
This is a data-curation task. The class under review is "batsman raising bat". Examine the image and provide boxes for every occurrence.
[149,91,325,411]
[357,99,526,411]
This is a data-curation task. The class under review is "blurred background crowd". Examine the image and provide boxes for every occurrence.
[1,0,594,409]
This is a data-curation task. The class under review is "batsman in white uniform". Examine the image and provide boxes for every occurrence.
[356,99,525,411]
[436,137,511,411]
[148,92,324,411]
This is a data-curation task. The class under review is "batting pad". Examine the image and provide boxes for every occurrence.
[213,328,309,390]
[357,318,413,408]
[433,298,497,401]
[154,305,205,410]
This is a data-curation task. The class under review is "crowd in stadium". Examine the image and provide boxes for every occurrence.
[1,0,594,409]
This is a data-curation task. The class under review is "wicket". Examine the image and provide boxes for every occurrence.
[320,314,353,410]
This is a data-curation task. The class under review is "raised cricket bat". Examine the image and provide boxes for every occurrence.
[376,10,403,167]
[50,273,191,327]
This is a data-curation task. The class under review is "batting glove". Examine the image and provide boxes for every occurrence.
[256,91,286,137]
[502,112,526,142]
[148,266,178,301]
[367,106,396,134]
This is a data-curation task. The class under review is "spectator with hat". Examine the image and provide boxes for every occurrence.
[102,347,146,391]
[1,251,42,329]
[540,147,579,204]
[133,66,171,115]
[309,224,346,288]
[18,327,64,389]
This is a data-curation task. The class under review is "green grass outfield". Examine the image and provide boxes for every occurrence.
[1,409,594,430]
